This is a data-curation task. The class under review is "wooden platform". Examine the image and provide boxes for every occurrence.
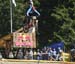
[0,59,75,64]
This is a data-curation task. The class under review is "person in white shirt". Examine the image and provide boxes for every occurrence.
[9,51,14,59]
[48,48,53,60]
[29,49,33,60]
[58,47,63,53]
[52,48,57,60]
[37,49,40,60]
[0,52,2,59]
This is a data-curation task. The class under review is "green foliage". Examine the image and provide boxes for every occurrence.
[51,0,75,45]
[0,0,10,36]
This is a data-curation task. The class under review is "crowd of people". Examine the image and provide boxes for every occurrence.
[33,47,63,61]
[0,47,63,61]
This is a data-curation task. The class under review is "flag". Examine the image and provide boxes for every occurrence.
[12,0,16,7]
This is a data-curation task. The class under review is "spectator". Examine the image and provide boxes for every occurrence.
[48,48,51,60]
[14,51,17,59]
[9,51,14,59]
[43,46,47,51]
[52,48,57,60]
[0,52,2,59]
[58,52,63,61]
[40,51,43,60]
[42,47,48,60]
[37,49,42,60]
[33,50,37,60]
[28,49,33,60]
[17,49,23,59]
[24,50,28,60]
[58,47,63,53]
[70,48,75,61]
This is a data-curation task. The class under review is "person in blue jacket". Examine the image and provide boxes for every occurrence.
[26,0,40,16]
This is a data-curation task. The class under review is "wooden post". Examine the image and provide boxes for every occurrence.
[31,16,37,48]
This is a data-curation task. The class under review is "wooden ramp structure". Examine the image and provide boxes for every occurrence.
[0,27,23,48]
[0,16,38,48]
[0,34,12,48]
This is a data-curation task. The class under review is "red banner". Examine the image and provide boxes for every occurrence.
[13,33,36,48]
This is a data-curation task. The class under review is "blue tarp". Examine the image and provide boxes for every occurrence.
[48,42,64,50]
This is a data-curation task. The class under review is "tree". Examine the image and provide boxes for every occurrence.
[38,0,75,48]
[0,0,27,37]
[51,0,75,47]
[0,0,10,37]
